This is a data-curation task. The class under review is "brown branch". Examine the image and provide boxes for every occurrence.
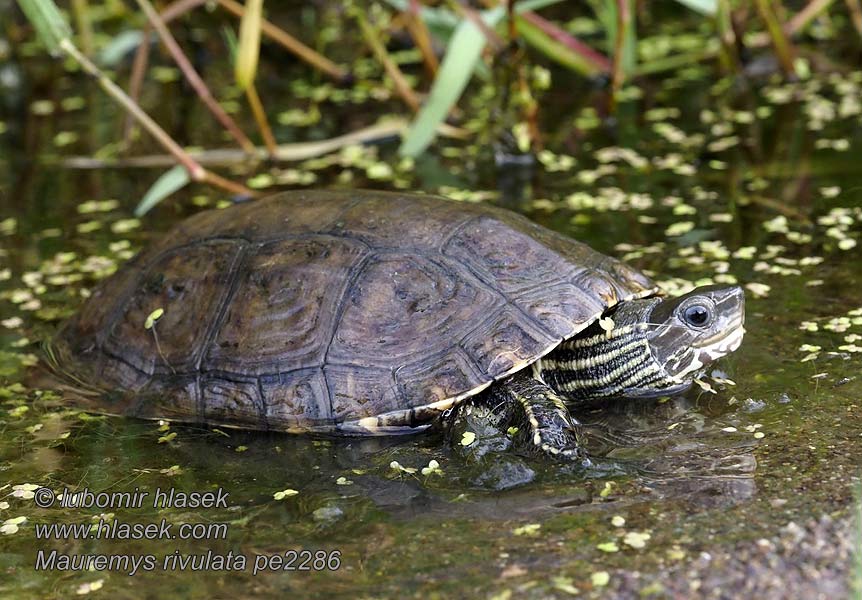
[404,0,438,77]
[123,22,152,144]
[58,37,252,199]
[59,38,203,179]
[449,0,505,52]
[216,0,349,82]
[844,0,862,36]
[124,0,226,144]
[611,0,631,95]
[786,0,835,34]
[354,9,421,112]
[202,170,257,197]
[161,0,208,21]
[135,0,256,153]
[245,84,277,157]
[61,119,464,169]
[753,0,797,77]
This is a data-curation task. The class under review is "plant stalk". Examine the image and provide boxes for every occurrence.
[135,0,257,153]
[216,0,349,82]
[404,0,439,77]
[70,0,94,56]
[355,9,421,112]
[753,0,798,77]
[58,38,253,198]
[245,84,278,157]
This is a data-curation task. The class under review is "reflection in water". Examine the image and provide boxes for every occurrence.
[577,392,758,509]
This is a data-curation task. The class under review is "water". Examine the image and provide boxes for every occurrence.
[1,12,862,599]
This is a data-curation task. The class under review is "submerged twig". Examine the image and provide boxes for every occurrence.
[62,120,465,169]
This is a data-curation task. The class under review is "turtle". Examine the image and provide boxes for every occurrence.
[47,189,745,460]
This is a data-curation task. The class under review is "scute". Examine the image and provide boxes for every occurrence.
[104,240,244,374]
[394,348,486,408]
[201,376,263,427]
[327,254,501,366]
[205,236,367,374]
[51,190,656,433]
[261,369,331,431]
[460,308,555,379]
[324,364,400,422]
[443,215,582,294]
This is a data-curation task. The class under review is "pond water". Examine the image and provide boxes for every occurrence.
[1,7,861,599]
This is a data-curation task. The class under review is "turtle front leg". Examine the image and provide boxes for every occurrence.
[446,371,589,463]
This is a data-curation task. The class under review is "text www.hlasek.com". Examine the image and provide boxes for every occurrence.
[35,519,228,541]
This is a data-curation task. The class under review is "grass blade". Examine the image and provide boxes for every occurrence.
[611,0,636,93]
[754,0,798,77]
[673,0,717,15]
[135,165,191,216]
[517,11,611,75]
[398,7,505,157]
[235,0,262,90]
[98,29,146,66]
[16,0,73,55]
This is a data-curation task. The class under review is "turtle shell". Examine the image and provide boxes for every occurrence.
[50,190,656,434]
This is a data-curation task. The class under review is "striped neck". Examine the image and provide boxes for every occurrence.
[534,300,683,402]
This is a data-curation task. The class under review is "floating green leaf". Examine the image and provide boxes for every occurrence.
[135,165,190,216]
[144,308,164,330]
[460,431,477,446]
[157,431,177,444]
[273,489,299,500]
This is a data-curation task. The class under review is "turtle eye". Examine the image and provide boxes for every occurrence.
[682,304,711,327]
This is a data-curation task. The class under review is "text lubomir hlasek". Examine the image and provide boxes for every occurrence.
[58,487,228,509]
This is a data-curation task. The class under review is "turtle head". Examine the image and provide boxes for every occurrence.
[645,285,745,384]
